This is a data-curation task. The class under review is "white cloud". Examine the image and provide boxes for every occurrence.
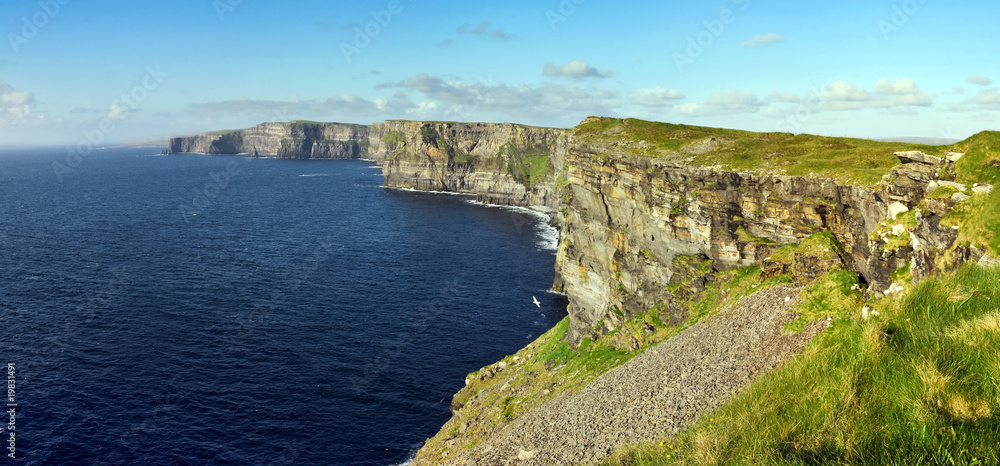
[954,87,1000,111]
[633,87,685,108]
[187,93,415,121]
[107,103,128,120]
[0,81,35,124]
[456,21,514,40]
[742,33,785,47]
[819,78,931,111]
[543,60,612,79]
[967,76,994,86]
[385,73,620,125]
[674,90,761,116]
[762,91,800,104]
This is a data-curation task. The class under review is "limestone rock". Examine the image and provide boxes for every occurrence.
[938,181,967,191]
[164,122,370,159]
[973,183,994,194]
[517,449,537,461]
[887,202,910,219]
[979,254,1000,268]
[895,151,943,165]
[945,152,965,162]
[377,121,571,208]
[952,192,971,203]
[885,282,905,297]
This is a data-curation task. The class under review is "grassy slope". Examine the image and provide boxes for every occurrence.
[416,236,855,462]
[597,128,1000,465]
[575,117,953,186]
[604,265,999,466]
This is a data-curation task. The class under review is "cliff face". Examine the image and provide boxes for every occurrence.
[553,129,967,344]
[164,121,370,159]
[376,121,571,208]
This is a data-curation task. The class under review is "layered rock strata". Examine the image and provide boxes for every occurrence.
[375,121,571,208]
[163,121,370,159]
[554,146,967,343]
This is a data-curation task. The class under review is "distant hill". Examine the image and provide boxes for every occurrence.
[873,137,961,145]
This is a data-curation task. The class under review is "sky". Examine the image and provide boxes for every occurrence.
[1,0,999,145]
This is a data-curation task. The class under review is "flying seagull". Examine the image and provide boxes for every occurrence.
[532,296,541,308]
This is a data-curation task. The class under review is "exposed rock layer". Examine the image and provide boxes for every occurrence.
[376,121,570,208]
[553,146,960,343]
[163,122,370,159]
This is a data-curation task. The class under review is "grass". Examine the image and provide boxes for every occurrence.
[602,264,1000,466]
[381,130,407,146]
[575,117,951,186]
[415,255,805,463]
[939,131,1000,257]
[205,128,244,136]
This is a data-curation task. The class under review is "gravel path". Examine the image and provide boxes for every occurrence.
[440,285,828,465]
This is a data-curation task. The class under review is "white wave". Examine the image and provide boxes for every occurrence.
[299,174,333,177]
[463,200,561,251]
[382,186,476,197]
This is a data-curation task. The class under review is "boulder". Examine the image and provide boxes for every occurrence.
[895,151,943,165]
[887,201,910,219]
[973,183,994,194]
[979,254,1000,268]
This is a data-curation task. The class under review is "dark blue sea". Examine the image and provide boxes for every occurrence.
[0,147,567,465]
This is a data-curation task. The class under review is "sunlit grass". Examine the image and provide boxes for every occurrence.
[603,264,1000,465]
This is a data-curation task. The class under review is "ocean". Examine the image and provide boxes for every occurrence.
[0,147,567,465]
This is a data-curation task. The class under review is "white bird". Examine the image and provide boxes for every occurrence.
[532,296,541,308]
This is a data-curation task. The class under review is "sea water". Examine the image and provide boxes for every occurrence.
[0,148,567,465]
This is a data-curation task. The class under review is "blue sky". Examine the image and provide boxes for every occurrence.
[1,0,998,145]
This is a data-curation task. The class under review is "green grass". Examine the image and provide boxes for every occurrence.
[381,130,406,146]
[575,117,950,186]
[603,264,1000,466]
[939,131,1000,257]
[205,128,244,136]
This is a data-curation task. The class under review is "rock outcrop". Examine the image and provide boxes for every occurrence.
[163,121,370,159]
[553,141,967,343]
[376,121,571,208]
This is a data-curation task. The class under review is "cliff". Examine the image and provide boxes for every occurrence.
[411,118,998,464]
[553,120,967,343]
[163,121,370,159]
[375,121,571,208]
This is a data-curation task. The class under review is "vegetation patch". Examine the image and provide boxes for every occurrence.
[603,264,1000,466]
[381,130,406,146]
[575,117,949,186]
[205,128,244,136]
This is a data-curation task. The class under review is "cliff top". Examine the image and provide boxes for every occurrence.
[382,119,570,131]
[574,116,963,186]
